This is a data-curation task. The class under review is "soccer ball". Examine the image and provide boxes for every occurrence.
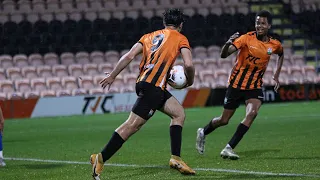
[168,65,187,89]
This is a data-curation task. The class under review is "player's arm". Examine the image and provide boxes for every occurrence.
[181,48,195,86]
[273,51,284,92]
[109,43,143,79]
[220,32,240,58]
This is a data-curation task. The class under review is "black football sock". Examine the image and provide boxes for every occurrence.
[170,125,182,157]
[203,120,216,135]
[101,132,125,162]
[228,123,249,149]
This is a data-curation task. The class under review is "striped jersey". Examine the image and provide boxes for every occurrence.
[136,28,190,89]
[229,31,283,90]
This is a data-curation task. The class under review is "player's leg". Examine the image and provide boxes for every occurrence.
[196,87,240,154]
[221,89,263,160]
[159,94,195,175]
[0,133,5,167]
[91,112,147,179]
[91,82,161,179]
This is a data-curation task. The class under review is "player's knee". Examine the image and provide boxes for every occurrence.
[246,110,258,120]
[172,109,185,124]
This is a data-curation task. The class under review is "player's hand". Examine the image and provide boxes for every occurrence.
[227,32,240,44]
[273,74,280,93]
[99,72,115,90]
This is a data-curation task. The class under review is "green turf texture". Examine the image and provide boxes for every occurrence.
[1,101,320,180]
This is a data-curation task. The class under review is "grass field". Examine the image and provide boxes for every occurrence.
[1,101,320,180]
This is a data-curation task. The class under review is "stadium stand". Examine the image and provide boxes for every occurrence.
[0,0,319,99]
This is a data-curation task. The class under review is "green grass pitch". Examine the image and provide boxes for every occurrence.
[1,101,320,180]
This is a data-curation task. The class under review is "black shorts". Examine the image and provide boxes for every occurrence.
[132,82,172,120]
[223,86,264,110]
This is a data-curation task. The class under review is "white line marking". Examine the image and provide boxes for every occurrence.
[4,157,320,178]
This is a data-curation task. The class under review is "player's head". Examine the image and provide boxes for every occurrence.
[255,10,272,36]
[163,8,185,32]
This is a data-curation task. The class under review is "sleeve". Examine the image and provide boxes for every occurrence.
[275,43,284,56]
[232,34,247,49]
[179,36,191,51]
[138,34,146,45]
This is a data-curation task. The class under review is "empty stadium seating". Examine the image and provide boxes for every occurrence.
[0,0,319,100]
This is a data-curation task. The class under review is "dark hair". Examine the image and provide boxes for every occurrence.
[163,8,185,27]
[256,10,272,24]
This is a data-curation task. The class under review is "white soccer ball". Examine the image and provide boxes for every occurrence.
[168,65,187,89]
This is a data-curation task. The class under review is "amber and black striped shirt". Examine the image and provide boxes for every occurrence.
[229,31,283,90]
[136,29,190,90]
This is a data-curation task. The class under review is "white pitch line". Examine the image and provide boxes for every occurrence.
[4,157,320,178]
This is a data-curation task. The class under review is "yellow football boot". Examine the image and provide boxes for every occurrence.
[169,155,196,175]
[90,153,104,180]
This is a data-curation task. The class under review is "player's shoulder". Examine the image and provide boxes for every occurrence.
[269,35,282,46]
[245,31,256,36]
[241,31,256,39]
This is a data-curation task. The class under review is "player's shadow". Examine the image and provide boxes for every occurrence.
[20,163,65,169]
[239,149,281,157]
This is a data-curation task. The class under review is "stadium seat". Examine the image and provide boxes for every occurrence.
[303,65,317,83]
[123,73,137,85]
[85,10,97,21]
[219,58,233,70]
[31,78,47,91]
[56,89,72,97]
[61,0,74,11]
[61,52,75,65]
[79,75,94,89]
[15,79,32,93]
[32,0,46,13]
[72,88,87,96]
[68,64,83,77]
[11,13,23,24]
[22,67,37,79]
[62,76,78,90]
[44,53,59,65]
[204,58,218,71]
[52,65,69,77]
[6,67,22,80]
[28,53,44,66]
[0,80,14,93]
[2,0,15,14]
[40,90,56,97]
[129,61,140,73]
[24,91,40,99]
[76,0,89,11]
[289,66,303,84]
[37,65,53,78]
[7,92,24,100]
[90,51,105,64]
[200,70,215,85]
[89,0,103,11]
[55,11,68,22]
[0,69,6,80]
[215,69,229,88]
[13,54,29,67]
[75,51,90,64]
[0,55,14,68]
[46,77,63,90]
[98,63,113,74]
[18,0,32,13]
[193,46,208,59]
[83,63,99,75]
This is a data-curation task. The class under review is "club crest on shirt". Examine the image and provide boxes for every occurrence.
[267,47,272,55]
